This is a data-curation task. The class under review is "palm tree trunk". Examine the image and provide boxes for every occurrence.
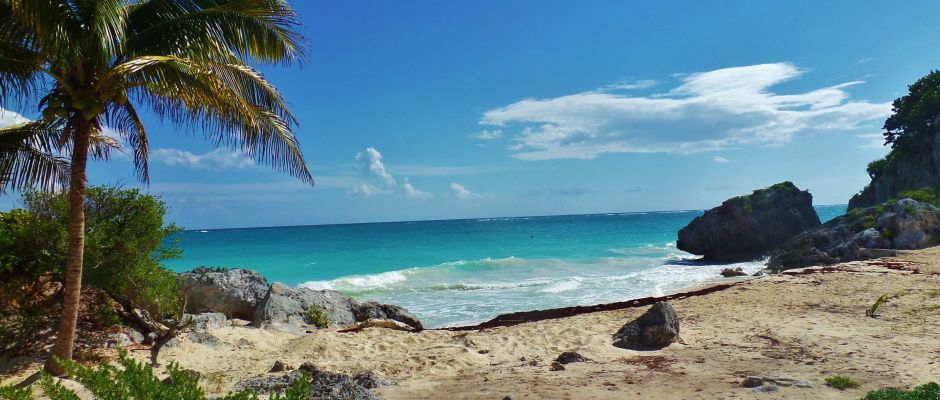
[44,119,91,376]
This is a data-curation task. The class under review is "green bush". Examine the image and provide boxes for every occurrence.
[862,382,940,400]
[896,188,940,207]
[825,375,861,390]
[305,306,329,329]
[0,350,311,399]
[0,186,184,351]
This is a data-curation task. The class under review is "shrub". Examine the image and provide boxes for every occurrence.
[305,306,329,329]
[825,375,861,390]
[862,382,940,400]
[0,350,311,399]
[897,188,940,207]
[0,186,184,352]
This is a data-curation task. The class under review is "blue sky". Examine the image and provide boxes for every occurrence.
[4,0,940,229]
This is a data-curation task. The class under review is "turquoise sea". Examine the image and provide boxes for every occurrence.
[164,205,846,328]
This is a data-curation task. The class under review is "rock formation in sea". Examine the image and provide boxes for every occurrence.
[676,181,821,262]
[178,268,423,333]
[770,198,940,269]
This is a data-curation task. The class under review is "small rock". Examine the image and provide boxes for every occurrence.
[613,302,680,349]
[742,376,764,388]
[721,267,748,277]
[352,370,392,389]
[752,271,765,277]
[237,338,252,347]
[269,361,291,373]
[129,330,145,343]
[555,351,589,364]
[107,333,132,348]
[503,396,513,400]
[478,349,490,354]
[186,331,219,347]
[549,361,565,371]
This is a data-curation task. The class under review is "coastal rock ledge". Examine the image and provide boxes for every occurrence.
[677,181,821,262]
[179,268,423,332]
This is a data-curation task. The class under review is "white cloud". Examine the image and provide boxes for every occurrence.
[602,79,658,91]
[856,57,876,65]
[0,108,29,127]
[402,178,432,199]
[355,147,396,186]
[151,148,254,170]
[473,129,503,140]
[447,182,483,200]
[481,63,891,161]
[350,183,390,197]
[712,156,731,163]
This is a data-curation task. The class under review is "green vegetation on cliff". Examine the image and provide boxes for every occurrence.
[850,71,940,210]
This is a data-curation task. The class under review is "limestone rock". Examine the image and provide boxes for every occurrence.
[555,351,589,364]
[613,302,680,350]
[179,268,270,320]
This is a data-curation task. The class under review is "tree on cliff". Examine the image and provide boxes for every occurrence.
[883,70,940,155]
[0,0,312,374]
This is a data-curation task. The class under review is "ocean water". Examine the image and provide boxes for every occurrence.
[163,205,846,328]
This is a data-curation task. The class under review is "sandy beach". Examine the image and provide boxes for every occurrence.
[67,246,932,399]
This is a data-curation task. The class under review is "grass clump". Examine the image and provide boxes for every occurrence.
[862,382,940,400]
[825,375,861,390]
[866,294,890,318]
[305,305,329,329]
[897,187,940,207]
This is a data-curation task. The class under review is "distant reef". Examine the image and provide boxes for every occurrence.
[676,181,820,262]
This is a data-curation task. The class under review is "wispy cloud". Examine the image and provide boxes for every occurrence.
[151,148,254,170]
[446,182,484,199]
[355,147,396,186]
[855,57,876,65]
[473,129,503,140]
[601,79,658,91]
[350,183,390,197]
[712,156,731,163]
[481,63,891,161]
[403,178,432,199]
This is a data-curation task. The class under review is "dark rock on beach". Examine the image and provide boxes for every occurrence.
[677,182,821,262]
[179,268,270,320]
[352,370,393,389]
[555,351,590,364]
[353,301,424,331]
[770,198,940,269]
[613,301,680,350]
[233,363,380,400]
[720,267,747,277]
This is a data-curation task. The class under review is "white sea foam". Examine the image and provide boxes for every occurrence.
[538,277,583,293]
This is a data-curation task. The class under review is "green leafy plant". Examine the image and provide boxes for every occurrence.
[305,306,329,329]
[897,188,940,207]
[825,375,861,390]
[866,294,889,318]
[862,382,940,400]
[0,350,312,400]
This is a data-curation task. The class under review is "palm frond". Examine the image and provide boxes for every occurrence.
[73,0,129,62]
[1,0,79,64]
[113,54,311,184]
[104,101,149,182]
[0,119,69,192]
[126,0,305,65]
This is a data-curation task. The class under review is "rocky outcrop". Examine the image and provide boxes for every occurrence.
[179,268,270,320]
[352,301,423,331]
[233,363,380,400]
[612,301,680,350]
[770,198,940,269]
[677,182,821,262]
[252,283,423,332]
[555,351,589,364]
[849,131,940,210]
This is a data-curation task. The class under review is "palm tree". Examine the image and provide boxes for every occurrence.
[0,0,312,375]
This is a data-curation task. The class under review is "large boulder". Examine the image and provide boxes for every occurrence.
[770,198,940,269]
[677,182,821,262]
[613,302,680,350]
[252,283,423,331]
[179,268,270,320]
